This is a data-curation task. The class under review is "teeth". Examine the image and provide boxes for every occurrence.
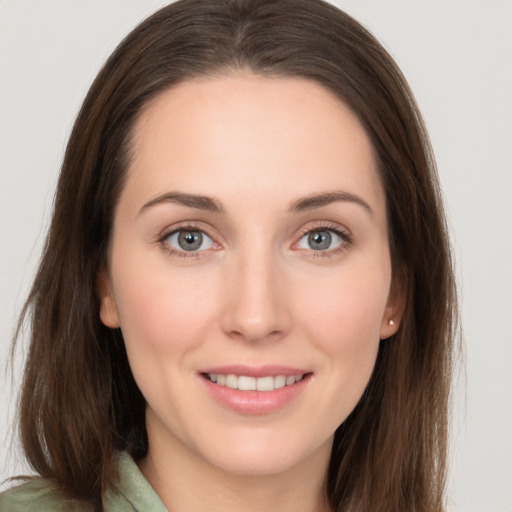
[225,374,238,389]
[206,373,305,391]
[238,376,256,390]
[274,375,286,389]
[256,376,274,391]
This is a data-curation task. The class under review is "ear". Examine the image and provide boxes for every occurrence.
[380,273,406,340]
[96,269,120,328]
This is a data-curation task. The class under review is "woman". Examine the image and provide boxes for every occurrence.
[1,0,456,510]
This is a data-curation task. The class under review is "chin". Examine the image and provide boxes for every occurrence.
[192,429,334,478]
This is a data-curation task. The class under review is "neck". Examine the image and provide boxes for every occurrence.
[139,430,332,512]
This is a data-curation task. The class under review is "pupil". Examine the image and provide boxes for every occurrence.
[178,231,202,251]
[308,231,331,250]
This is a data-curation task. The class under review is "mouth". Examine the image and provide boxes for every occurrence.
[199,367,312,414]
[202,372,309,392]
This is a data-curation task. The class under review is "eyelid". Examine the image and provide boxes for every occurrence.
[155,220,353,259]
[292,221,354,256]
[157,221,221,256]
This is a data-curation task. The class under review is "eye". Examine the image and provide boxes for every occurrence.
[297,229,347,252]
[165,229,215,253]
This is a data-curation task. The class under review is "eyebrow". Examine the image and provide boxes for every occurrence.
[288,191,374,215]
[139,189,373,216]
[139,192,225,214]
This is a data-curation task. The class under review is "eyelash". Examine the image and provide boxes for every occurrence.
[295,222,354,259]
[157,222,218,259]
[157,221,353,259]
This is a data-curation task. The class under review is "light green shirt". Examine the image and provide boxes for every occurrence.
[0,453,167,511]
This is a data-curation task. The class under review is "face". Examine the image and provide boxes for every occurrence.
[98,74,401,478]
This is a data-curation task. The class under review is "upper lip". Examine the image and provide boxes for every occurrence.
[198,365,310,378]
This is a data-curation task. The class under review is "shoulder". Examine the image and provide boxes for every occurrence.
[0,453,166,512]
[0,479,92,512]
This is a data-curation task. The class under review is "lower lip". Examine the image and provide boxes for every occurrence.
[199,374,311,415]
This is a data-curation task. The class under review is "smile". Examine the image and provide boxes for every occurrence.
[205,373,305,391]
[199,366,312,414]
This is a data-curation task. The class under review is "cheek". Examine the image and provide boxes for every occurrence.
[292,262,390,412]
[111,254,220,358]
[110,260,224,420]
[297,265,390,349]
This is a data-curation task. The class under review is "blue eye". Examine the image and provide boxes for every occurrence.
[297,229,346,251]
[165,229,215,252]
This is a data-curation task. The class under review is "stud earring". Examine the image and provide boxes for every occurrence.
[388,319,395,326]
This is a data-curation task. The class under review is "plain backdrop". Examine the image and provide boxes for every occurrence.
[1,1,510,511]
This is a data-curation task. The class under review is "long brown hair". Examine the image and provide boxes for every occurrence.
[13,0,457,510]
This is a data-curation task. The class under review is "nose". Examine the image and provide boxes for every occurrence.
[220,248,292,343]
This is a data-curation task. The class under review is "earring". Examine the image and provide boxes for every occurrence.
[388,319,395,326]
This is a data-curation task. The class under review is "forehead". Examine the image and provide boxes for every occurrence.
[123,73,385,217]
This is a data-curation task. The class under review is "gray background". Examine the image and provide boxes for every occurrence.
[1,1,511,510]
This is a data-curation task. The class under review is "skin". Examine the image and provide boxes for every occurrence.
[98,73,402,512]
